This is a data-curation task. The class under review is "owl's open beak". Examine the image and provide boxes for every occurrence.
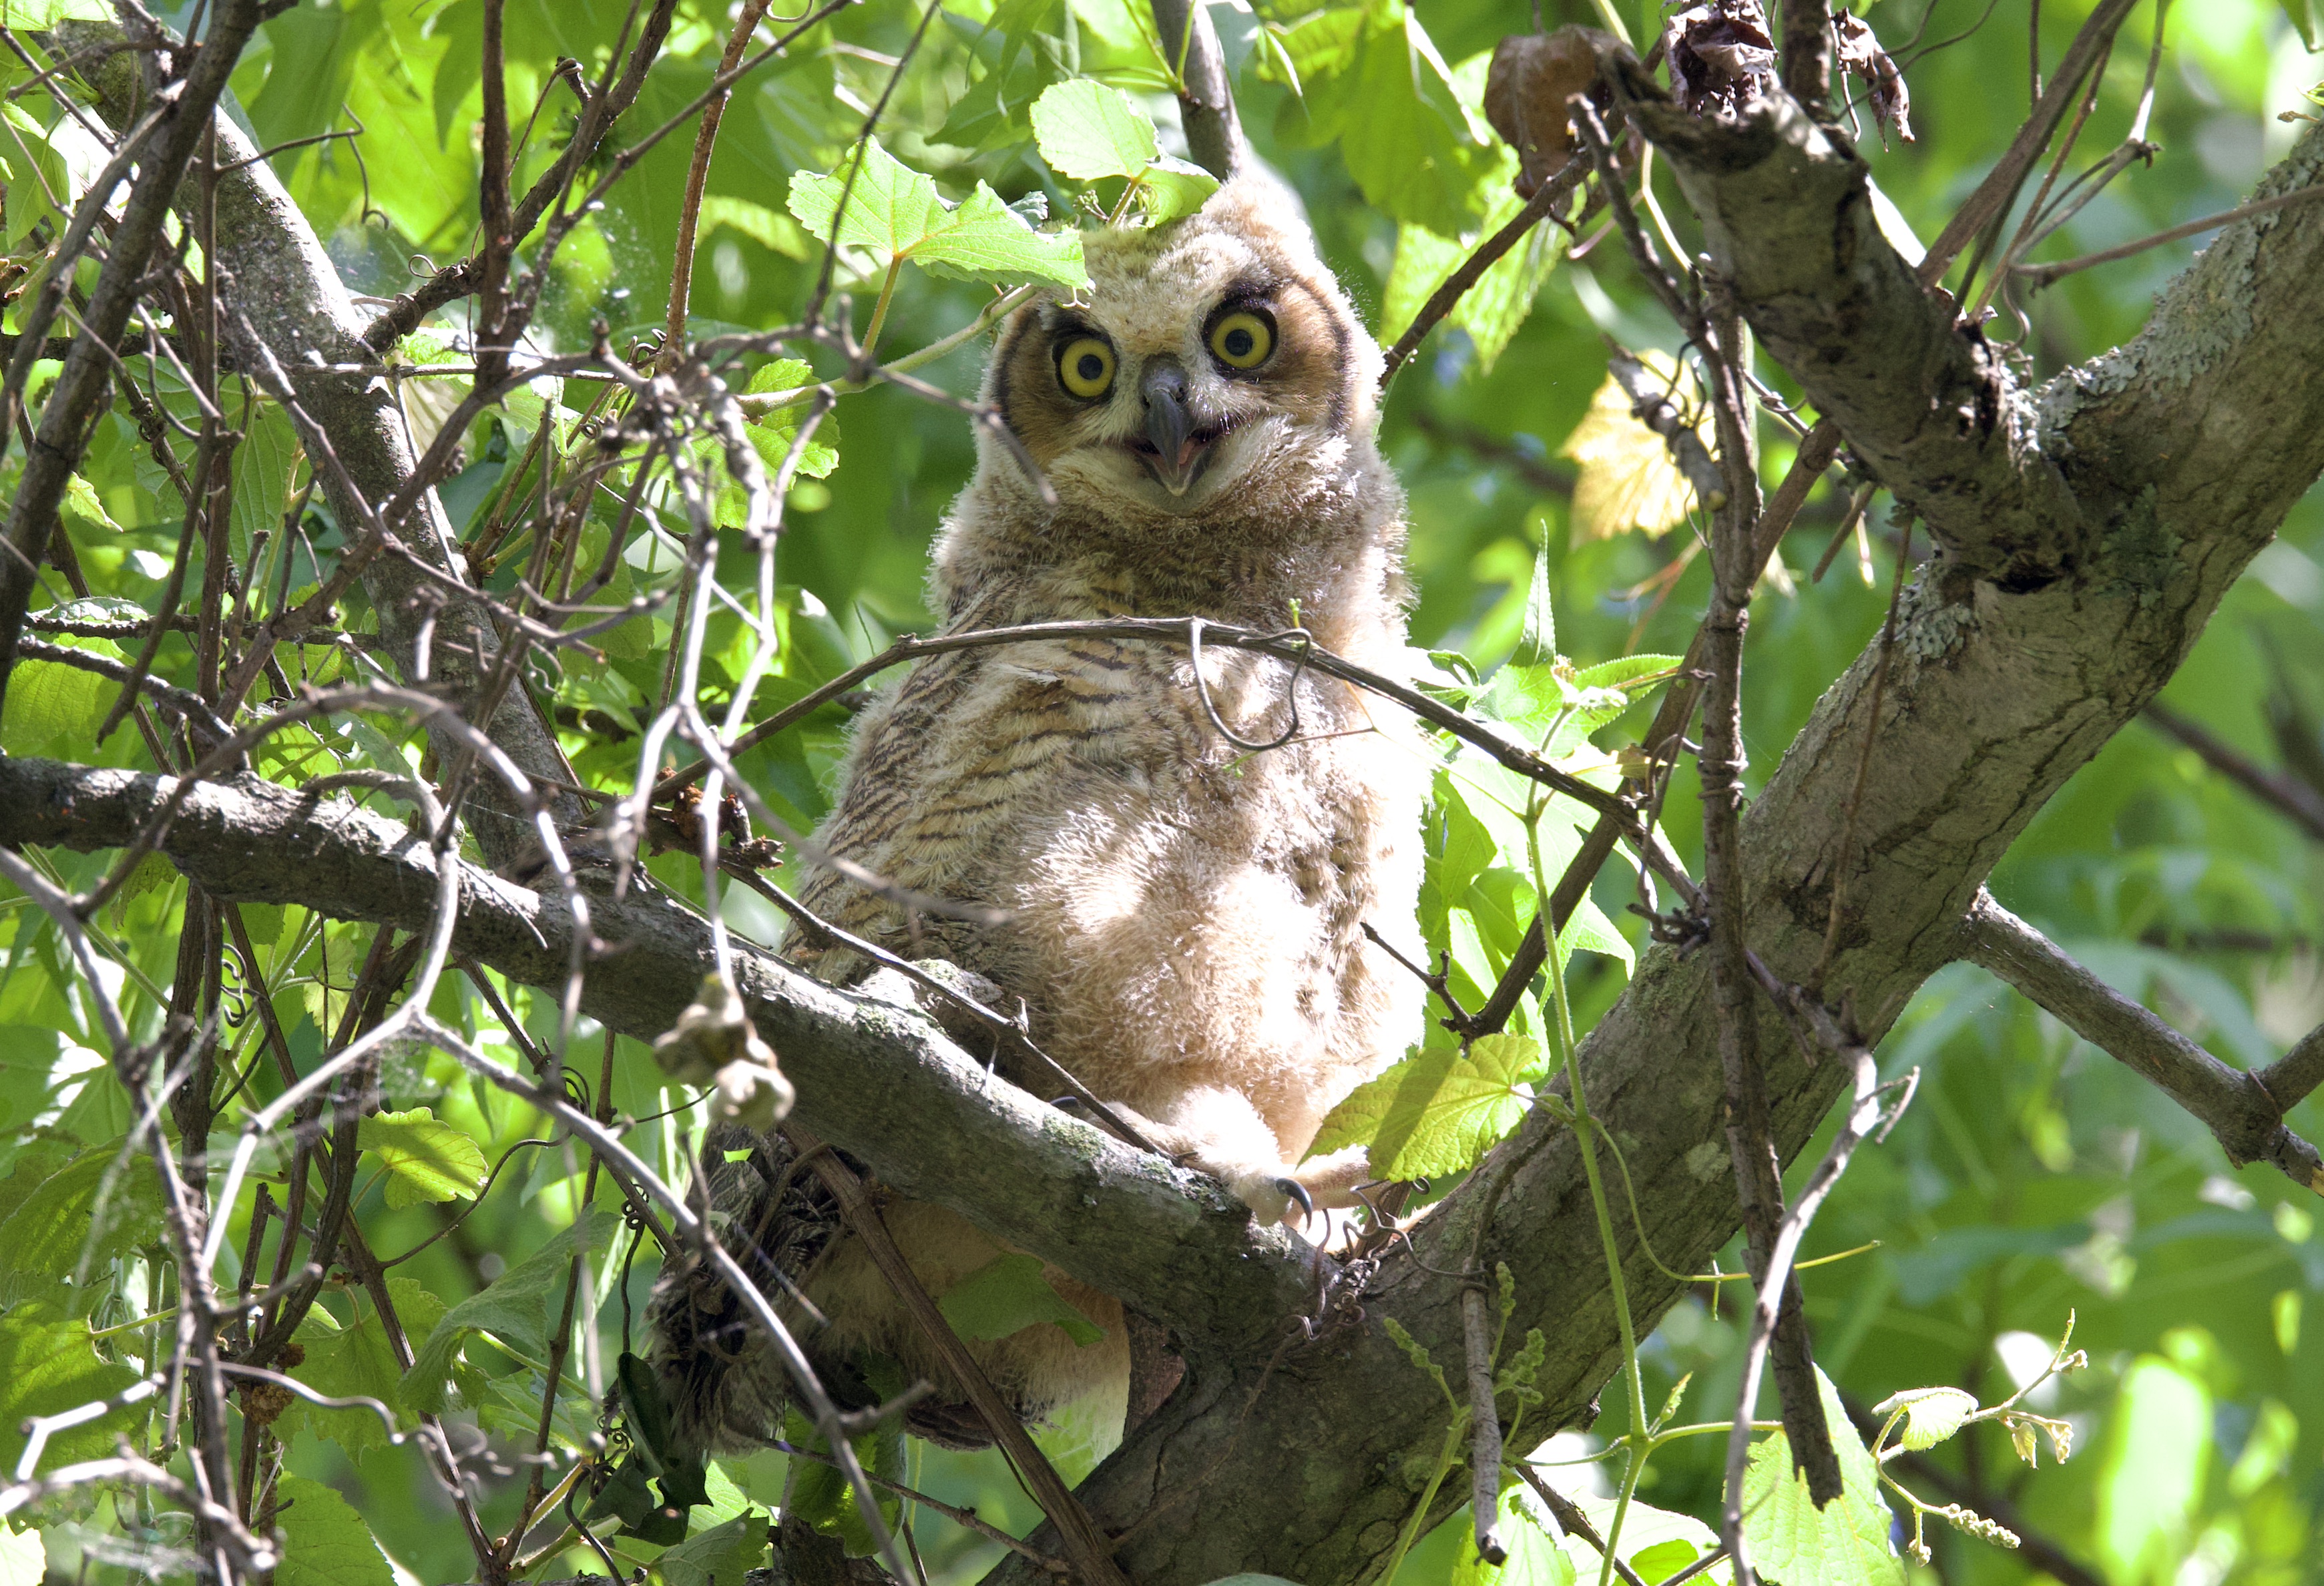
[1134,358,1218,497]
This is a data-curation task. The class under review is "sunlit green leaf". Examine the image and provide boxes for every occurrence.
[1451,1486,1574,1586]
[359,1107,487,1209]
[1309,1033,1542,1179]
[1872,1384,1978,1451]
[0,1520,41,1586]
[1031,79,1157,180]
[1739,1370,1903,1586]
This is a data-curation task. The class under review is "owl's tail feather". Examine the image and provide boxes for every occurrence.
[645,1124,1010,1462]
[646,1122,847,1462]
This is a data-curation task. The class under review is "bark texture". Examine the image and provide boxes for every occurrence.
[53,23,580,865]
[5,59,2324,1586]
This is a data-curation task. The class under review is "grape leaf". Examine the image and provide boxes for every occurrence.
[1308,1033,1544,1179]
[359,1107,487,1209]
[1740,1370,1905,1586]
[0,1144,162,1280]
[280,1278,449,1459]
[938,1252,1104,1346]
[788,137,1088,291]
[0,1309,141,1474]
[270,1475,393,1586]
[1031,79,1157,180]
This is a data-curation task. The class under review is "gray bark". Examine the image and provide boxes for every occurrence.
[53,23,581,866]
[5,53,2324,1586]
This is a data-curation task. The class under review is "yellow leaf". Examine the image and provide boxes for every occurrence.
[1558,350,1704,540]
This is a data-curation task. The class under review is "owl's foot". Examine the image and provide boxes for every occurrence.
[1216,1145,1373,1228]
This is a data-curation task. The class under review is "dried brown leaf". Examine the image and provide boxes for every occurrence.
[1834,9,1913,144]
[1483,27,1605,198]
[1663,0,1777,121]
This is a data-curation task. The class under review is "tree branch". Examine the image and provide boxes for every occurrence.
[1149,0,1243,179]
[1603,51,2090,587]
[51,17,582,866]
[0,755,1319,1346]
[1956,890,2324,1194]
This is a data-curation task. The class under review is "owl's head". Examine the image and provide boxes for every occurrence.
[979,175,1385,525]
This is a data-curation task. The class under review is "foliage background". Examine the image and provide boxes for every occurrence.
[1,0,2320,1582]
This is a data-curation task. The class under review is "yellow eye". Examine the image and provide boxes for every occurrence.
[1209,310,1274,370]
[1057,337,1115,399]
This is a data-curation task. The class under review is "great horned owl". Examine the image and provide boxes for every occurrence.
[652,174,1426,1456]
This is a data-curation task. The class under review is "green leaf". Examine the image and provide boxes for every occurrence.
[1452,1485,1574,1586]
[1516,551,1556,668]
[1308,1033,1542,1179]
[1138,158,1221,224]
[1553,1496,1725,1585]
[358,1107,487,1209]
[0,102,67,250]
[1379,176,1565,374]
[1031,79,1157,181]
[0,1520,41,1586]
[229,403,304,555]
[2282,0,2320,48]
[1,645,111,759]
[787,138,1088,291]
[269,1474,393,1586]
[400,1208,619,1412]
[0,1309,141,1474]
[657,1507,768,1586]
[1632,1540,1704,1584]
[1739,1370,1905,1586]
[2094,1355,2211,1585]
[1274,1,1497,238]
[0,1144,162,1280]
[938,1252,1104,1346]
[1871,1384,1978,1451]
[280,1278,447,1459]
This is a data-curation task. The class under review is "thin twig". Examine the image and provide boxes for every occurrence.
[1957,891,2324,1194]
[2015,184,2324,290]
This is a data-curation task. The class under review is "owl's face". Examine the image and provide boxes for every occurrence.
[983,179,1381,521]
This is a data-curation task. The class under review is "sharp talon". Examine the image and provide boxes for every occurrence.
[1274,1177,1315,1223]
[1050,1095,1084,1111]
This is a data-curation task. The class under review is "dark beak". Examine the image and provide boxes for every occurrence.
[1136,358,1213,496]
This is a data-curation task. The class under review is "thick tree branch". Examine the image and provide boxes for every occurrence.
[1604,55,2091,589]
[1149,0,1243,179]
[0,755,1318,1347]
[53,19,582,866]
[1957,890,2323,1194]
